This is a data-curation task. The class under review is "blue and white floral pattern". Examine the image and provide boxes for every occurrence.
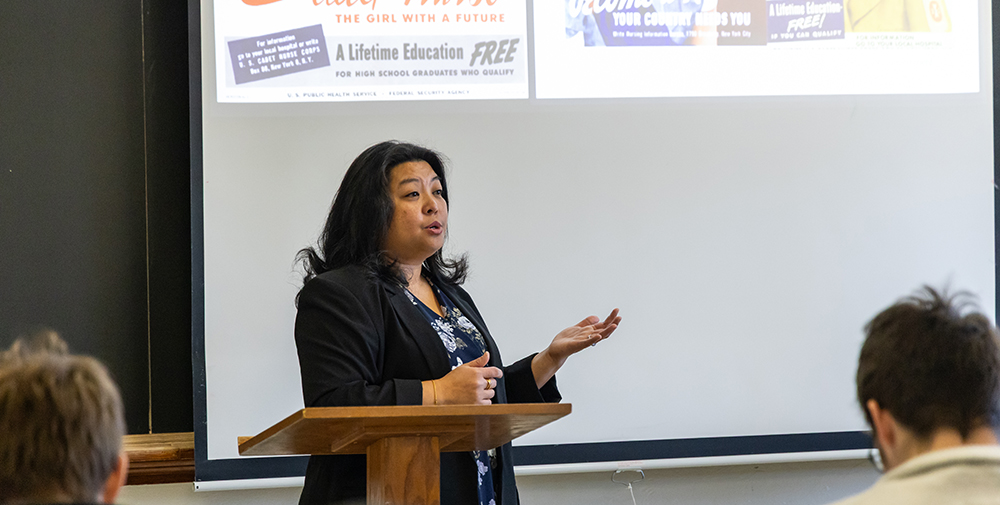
[406,281,497,505]
[474,451,489,485]
[429,318,458,353]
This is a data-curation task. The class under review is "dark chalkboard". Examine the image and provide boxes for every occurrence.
[0,0,192,434]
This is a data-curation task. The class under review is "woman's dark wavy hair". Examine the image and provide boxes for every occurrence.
[297,140,468,287]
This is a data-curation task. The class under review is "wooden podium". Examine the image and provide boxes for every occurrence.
[238,403,571,505]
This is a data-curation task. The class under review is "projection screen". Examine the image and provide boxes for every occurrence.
[192,0,993,483]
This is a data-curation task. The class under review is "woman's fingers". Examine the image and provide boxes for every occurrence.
[596,309,621,338]
[598,323,618,339]
[602,308,620,326]
[437,357,504,405]
[573,309,621,339]
[548,325,602,356]
[475,374,497,405]
[466,351,490,368]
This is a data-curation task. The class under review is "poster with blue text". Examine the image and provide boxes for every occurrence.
[536,0,974,99]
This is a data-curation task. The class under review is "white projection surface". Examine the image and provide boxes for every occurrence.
[198,0,993,469]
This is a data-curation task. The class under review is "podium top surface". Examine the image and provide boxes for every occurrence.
[238,403,571,456]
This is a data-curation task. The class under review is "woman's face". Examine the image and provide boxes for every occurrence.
[383,160,448,265]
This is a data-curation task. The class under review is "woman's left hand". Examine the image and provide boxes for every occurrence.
[546,308,621,361]
[532,308,621,388]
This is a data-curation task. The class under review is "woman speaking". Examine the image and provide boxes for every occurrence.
[294,141,620,505]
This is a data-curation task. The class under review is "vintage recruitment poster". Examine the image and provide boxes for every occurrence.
[214,0,527,102]
[536,0,972,99]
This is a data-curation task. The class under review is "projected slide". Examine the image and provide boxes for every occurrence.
[535,0,977,98]
[214,0,528,102]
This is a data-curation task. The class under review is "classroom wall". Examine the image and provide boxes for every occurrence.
[120,459,879,505]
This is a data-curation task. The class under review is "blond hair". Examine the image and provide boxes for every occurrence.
[0,326,68,364]
[0,349,125,502]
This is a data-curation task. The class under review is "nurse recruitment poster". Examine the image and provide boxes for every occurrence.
[214,0,528,102]
[535,0,971,99]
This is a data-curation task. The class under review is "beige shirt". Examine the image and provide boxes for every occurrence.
[832,446,1000,505]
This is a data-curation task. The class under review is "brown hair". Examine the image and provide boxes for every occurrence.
[857,286,1000,439]
[0,326,68,364]
[0,352,125,502]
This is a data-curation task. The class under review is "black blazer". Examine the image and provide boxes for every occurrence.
[294,264,561,505]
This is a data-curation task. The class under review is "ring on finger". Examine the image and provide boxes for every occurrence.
[485,378,494,390]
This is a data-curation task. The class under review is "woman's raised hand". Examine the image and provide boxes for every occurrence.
[425,352,503,405]
[531,308,621,388]
[547,308,621,361]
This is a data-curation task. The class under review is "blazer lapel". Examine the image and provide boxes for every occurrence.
[438,283,501,365]
[383,281,452,377]
[437,283,510,405]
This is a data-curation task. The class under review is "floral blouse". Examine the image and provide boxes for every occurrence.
[405,282,496,505]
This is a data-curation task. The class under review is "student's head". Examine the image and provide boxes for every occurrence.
[857,286,1000,469]
[0,326,68,363]
[0,339,128,504]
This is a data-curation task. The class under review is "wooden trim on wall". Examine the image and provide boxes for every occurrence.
[124,432,195,485]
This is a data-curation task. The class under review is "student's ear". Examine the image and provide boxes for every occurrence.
[101,451,129,504]
[866,399,898,467]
